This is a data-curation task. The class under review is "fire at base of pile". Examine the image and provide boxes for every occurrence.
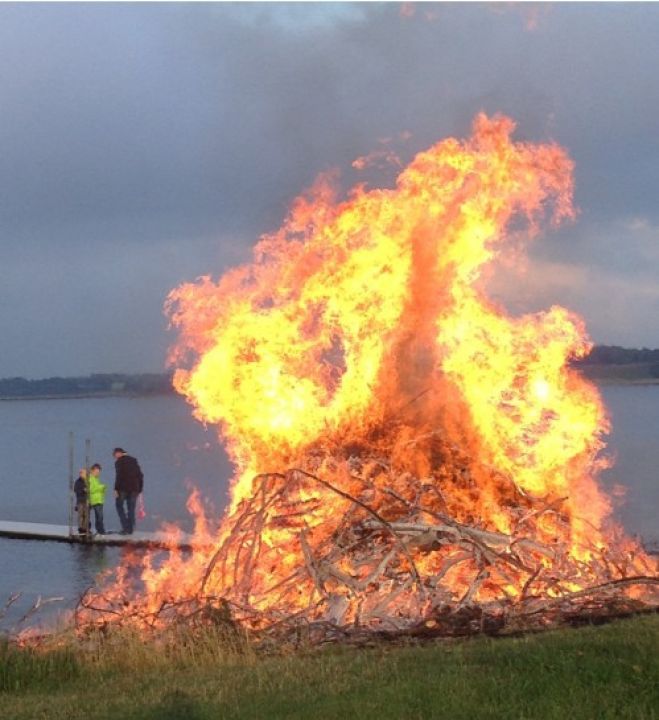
[78,445,659,645]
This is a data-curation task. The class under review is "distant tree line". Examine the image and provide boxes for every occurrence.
[1,345,658,398]
[574,345,659,379]
[0,373,175,399]
[577,345,659,365]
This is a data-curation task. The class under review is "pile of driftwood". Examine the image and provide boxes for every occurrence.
[75,442,659,645]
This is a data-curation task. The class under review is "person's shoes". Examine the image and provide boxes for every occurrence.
[119,530,129,535]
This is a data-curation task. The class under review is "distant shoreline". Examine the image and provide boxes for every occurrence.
[1,366,659,402]
[0,391,176,402]
[0,372,175,401]
[1,347,659,400]
[587,378,659,386]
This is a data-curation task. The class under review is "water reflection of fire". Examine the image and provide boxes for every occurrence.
[81,115,657,640]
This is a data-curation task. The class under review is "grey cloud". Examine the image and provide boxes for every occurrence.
[488,217,659,347]
[1,3,659,376]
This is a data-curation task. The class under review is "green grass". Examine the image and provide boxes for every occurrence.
[1,614,658,720]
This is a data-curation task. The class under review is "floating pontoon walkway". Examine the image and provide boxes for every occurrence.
[0,521,195,550]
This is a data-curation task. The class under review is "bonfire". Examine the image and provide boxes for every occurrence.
[77,114,658,644]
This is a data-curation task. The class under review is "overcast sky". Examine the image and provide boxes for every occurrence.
[1,2,658,378]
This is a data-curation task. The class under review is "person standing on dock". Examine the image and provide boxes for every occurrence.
[73,468,90,536]
[88,463,107,535]
[113,448,144,535]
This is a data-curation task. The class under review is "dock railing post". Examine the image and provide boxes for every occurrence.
[68,431,74,538]
[84,438,91,542]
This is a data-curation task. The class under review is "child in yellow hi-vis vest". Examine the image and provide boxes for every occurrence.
[88,463,107,535]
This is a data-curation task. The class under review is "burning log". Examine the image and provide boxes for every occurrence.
[75,459,659,645]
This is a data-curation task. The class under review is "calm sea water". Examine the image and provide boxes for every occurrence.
[0,388,657,631]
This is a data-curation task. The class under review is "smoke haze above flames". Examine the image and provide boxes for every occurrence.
[1,3,659,377]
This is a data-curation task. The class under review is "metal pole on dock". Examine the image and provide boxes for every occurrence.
[68,431,74,537]
[84,438,91,542]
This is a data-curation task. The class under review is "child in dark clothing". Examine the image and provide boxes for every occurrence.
[74,468,90,536]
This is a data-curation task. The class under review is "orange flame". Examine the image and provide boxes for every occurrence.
[90,114,655,627]
[168,115,596,513]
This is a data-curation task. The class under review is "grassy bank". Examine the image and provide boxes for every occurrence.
[1,614,658,720]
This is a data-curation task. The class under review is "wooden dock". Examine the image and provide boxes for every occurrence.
[0,521,195,550]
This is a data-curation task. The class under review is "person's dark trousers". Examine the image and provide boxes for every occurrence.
[91,504,105,534]
[115,492,138,533]
[77,503,90,535]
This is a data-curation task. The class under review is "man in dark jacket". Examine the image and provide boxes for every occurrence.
[113,447,144,535]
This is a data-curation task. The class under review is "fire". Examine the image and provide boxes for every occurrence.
[83,114,656,636]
